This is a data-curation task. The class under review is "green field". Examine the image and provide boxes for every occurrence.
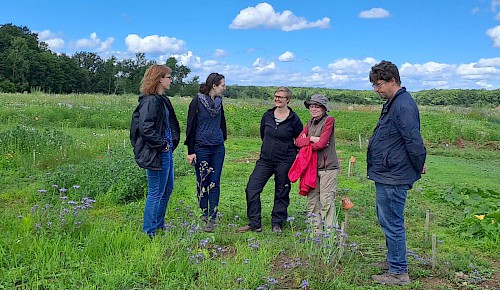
[0,93,499,289]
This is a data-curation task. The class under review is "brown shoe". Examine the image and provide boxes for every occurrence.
[371,261,390,271]
[372,272,410,285]
[203,220,216,233]
[272,225,282,233]
[238,225,262,233]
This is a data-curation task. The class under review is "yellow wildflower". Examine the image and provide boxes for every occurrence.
[474,215,485,220]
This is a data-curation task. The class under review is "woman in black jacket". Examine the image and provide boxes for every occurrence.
[130,64,180,238]
[238,87,303,233]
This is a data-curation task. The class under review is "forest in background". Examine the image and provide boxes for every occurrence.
[1,23,499,107]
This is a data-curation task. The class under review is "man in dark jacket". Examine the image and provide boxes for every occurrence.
[367,61,426,286]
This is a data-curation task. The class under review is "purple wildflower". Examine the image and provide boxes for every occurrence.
[301,279,309,288]
[17,215,23,219]
[287,216,295,222]
[59,188,68,193]
[37,189,47,193]
[244,258,249,264]
[73,185,80,189]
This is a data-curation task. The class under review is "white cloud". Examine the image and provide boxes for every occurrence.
[495,12,500,20]
[213,49,228,58]
[471,7,480,14]
[359,8,390,19]
[327,58,377,74]
[456,63,499,79]
[278,51,295,62]
[252,57,276,72]
[400,62,454,78]
[76,32,114,52]
[476,80,495,89]
[36,30,65,51]
[330,73,350,82]
[475,57,500,67]
[125,34,186,54]
[312,66,323,72]
[486,25,500,47]
[229,2,330,31]
[167,51,202,69]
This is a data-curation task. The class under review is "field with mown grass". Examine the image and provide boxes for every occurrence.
[0,92,499,289]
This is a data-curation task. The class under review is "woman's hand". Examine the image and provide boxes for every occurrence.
[310,136,320,143]
[187,154,197,165]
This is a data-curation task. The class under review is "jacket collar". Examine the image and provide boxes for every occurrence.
[381,87,406,115]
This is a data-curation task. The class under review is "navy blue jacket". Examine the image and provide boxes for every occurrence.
[367,88,426,186]
[130,94,180,170]
[259,107,303,163]
[184,94,227,155]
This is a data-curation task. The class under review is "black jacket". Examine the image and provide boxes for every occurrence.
[259,107,303,163]
[184,94,227,155]
[367,88,426,186]
[130,94,180,170]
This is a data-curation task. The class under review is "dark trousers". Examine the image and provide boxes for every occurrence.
[194,144,225,221]
[245,159,292,228]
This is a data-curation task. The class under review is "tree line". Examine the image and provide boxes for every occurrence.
[1,23,498,107]
[0,24,198,96]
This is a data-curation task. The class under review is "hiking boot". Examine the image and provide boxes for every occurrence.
[204,220,216,233]
[238,225,262,233]
[272,225,282,233]
[372,272,410,286]
[371,260,390,271]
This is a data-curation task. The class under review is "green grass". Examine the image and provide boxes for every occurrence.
[0,93,499,289]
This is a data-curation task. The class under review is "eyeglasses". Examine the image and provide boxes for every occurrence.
[274,95,288,100]
[372,81,386,89]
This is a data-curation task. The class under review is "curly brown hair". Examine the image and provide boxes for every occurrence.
[140,64,172,95]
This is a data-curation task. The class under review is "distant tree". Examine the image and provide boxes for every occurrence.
[165,57,195,96]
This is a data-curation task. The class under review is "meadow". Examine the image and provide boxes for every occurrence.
[0,92,499,289]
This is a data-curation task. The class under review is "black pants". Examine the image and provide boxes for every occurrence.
[245,158,292,228]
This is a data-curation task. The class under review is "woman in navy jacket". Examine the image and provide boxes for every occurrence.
[185,73,227,233]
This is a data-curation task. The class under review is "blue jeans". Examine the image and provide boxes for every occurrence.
[194,144,225,221]
[375,182,410,274]
[143,150,174,236]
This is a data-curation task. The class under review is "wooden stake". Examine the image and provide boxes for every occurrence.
[347,161,352,177]
[425,210,430,242]
[107,144,110,156]
[344,210,349,231]
[432,234,437,269]
[33,150,36,166]
[338,221,347,259]
[358,134,362,149]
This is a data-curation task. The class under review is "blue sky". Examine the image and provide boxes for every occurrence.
[2,0,500,91]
